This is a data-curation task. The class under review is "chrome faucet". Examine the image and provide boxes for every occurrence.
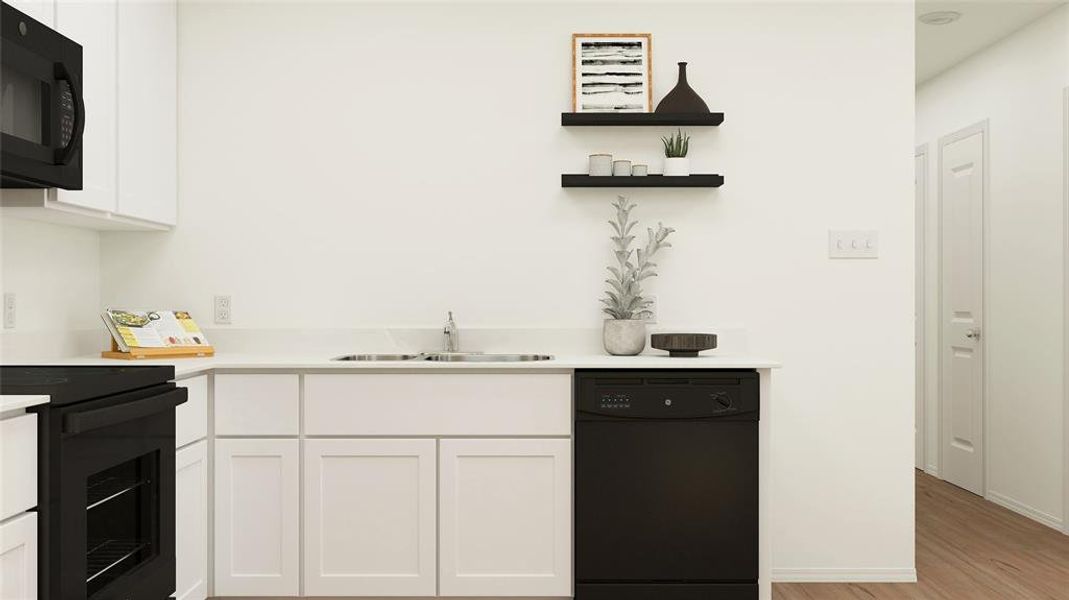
[443,311,459,352]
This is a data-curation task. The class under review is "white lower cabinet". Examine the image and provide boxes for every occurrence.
[214,438,300,596]
[175,441,208,600]
[304,439,437,596]
[0,512,37,600]
[439,439,572,597]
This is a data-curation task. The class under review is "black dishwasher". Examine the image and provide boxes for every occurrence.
[575,370,759,600]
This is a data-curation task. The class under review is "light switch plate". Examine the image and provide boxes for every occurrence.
[828,230,878,259]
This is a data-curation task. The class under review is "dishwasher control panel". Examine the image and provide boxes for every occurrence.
[576,370,759,420]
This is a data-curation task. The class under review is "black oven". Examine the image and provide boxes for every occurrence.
[1,366,185,600]
[1,1,84,189]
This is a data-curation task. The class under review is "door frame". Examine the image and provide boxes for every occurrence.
[1062,87,1069,535]
[915,144,928,472]
[936,119,990,496]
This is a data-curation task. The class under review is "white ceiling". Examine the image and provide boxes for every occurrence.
[916,0,1066,83]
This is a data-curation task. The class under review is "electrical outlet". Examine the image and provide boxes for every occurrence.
[214,295,231,325]
[3,293,14,329]
[644,295,658,324]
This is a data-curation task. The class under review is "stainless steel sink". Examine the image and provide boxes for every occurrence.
[331,353,553,362]
[422,353,553,362]
[331,354,422,361]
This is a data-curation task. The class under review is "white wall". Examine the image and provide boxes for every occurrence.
[0,216,103,361]
[99,1,916,577]
[916,6,1069,529]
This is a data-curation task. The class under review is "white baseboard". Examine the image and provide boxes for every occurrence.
[986,490,1063,531]
[924,465,939,477]
[771,568,917,583]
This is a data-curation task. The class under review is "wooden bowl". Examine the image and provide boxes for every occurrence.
[650,333,718,357]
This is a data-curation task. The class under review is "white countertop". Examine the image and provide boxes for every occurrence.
[57,352,780,379]
[0,395,50,412]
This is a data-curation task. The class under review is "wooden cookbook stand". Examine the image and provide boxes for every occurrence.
[101,339,216,360]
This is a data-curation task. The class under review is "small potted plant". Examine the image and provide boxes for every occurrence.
[661,129,690,176]
[601,196,675,355]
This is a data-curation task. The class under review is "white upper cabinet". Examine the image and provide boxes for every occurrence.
[116,0,177,225]
[2,0,177,230]
[54,0,117,214]
[439,438,572,597]
[304,439,438,596]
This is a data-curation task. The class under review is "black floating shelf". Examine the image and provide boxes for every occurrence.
[561,112,724,126]
[561,174,724,188]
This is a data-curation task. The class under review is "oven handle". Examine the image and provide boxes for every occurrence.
[63,388,187,435]
[52,61,85,166]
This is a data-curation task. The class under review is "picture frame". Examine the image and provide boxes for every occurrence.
[572,33,653,113]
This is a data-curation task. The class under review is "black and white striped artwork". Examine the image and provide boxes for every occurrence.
[573,34,652,113]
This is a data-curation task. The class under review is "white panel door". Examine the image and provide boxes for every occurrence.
[214,438,299,596]
[54,0,117,213]
[439,439,571,597]
[0,512,37,600]
[940,124,985,495]
[175,441,208,600]
[304,439,437,596]
[116,0,177,225]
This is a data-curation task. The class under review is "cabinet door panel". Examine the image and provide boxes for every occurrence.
[116,0,177,224]
[175,441,208,600]
[0,512,37,600]
[55,0,117,213]
[214,438,299,596]
[0,414,36,521]
[439,439,571,597]
[304,439,437,596]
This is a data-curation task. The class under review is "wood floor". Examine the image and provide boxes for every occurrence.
[774,471,1069,599]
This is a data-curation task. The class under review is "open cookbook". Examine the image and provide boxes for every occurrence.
[101,309,212,353]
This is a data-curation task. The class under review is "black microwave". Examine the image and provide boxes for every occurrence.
[1,1,84,189]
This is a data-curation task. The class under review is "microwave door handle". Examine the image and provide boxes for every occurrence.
[52,61,84,166]
[63,388,187,435]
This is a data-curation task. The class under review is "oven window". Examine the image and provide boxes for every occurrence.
[85,451,160,598]
[0,64,43,144]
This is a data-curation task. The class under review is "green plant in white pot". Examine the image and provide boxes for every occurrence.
[601,196,675,355]
[661,129,690,176]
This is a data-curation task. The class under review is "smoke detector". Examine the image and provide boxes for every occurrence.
[919,10,963,25]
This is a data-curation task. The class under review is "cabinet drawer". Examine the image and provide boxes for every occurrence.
[215,374,299,436]
[0,414,37,521]
[176,375,208,448]
[305,374,571,436]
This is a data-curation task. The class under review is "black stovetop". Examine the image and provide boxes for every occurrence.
[0,365,175,406]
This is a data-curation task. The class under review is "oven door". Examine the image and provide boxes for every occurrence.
[0,1,84,189]
[49,384,185,600]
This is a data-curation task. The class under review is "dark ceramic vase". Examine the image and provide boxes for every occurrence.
[655,62,709,113]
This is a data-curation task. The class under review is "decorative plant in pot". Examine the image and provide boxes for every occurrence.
[601,196,675,356]
[661,129,690,176]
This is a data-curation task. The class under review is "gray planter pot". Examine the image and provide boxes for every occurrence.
[603,319,647,356]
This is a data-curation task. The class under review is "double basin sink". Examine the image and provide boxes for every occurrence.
[332,352,553,363]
